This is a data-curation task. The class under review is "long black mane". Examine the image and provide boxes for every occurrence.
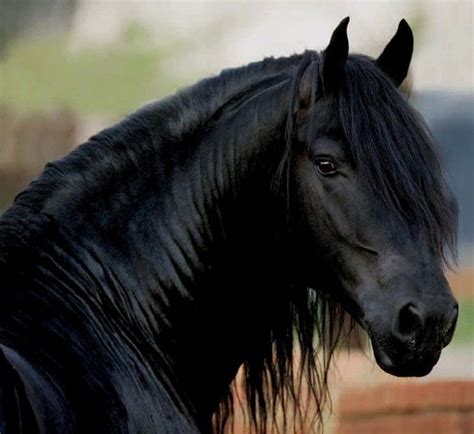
[0,48,456,434]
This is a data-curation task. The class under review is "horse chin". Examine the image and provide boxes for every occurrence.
[372,345,441,377]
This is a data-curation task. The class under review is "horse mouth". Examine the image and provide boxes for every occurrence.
[373,346,441,377]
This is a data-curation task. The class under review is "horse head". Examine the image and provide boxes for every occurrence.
[288,18,458,377]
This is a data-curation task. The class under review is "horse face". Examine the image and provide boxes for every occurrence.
[291,130,458,377]
[288,18,458,377]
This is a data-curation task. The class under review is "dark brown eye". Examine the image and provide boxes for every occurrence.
[315,159,337,176]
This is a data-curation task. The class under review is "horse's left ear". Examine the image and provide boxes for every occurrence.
[377,19,414,87]
[321,16,350,93]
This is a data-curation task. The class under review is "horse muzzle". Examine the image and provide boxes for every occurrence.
[366,299,458,377]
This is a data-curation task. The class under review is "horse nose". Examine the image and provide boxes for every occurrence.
[392,302,459,345]
[393,303,426,342]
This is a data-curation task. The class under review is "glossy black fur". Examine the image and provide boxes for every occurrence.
[0,20,457,434]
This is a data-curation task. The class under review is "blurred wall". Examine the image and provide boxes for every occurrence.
[69,0,473,91]
[1,0,78,57]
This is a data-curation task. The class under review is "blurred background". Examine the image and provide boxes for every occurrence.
[0,0,472,432]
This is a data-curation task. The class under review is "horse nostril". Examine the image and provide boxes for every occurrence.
[394,303,425,341]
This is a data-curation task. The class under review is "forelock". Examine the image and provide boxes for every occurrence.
[336,54,457,264]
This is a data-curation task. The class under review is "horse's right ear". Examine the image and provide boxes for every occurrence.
[320,17,350,93]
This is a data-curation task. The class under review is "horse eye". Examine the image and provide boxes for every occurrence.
[315,159,337,176]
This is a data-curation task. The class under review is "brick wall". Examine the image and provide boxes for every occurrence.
[338,381,474,434]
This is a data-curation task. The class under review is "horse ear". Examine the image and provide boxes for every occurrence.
[320,16,350,93]
[376,19,414,87]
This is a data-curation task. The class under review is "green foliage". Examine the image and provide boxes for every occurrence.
[452,298,474,346]
[0,34,182,115]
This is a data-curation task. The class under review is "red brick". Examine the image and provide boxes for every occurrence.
[338,411,473,434]
[339,381,474,416]
[461,411,474,434]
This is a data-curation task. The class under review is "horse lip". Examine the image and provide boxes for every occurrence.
[373,347,438,377]
[382,361,435,378]
[377,350,395,371]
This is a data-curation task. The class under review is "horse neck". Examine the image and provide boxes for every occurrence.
[0,64,295,430]
[61,77,294,425]
[146,79,294,423]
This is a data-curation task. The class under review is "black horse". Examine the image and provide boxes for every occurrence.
[0,18,459,434]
